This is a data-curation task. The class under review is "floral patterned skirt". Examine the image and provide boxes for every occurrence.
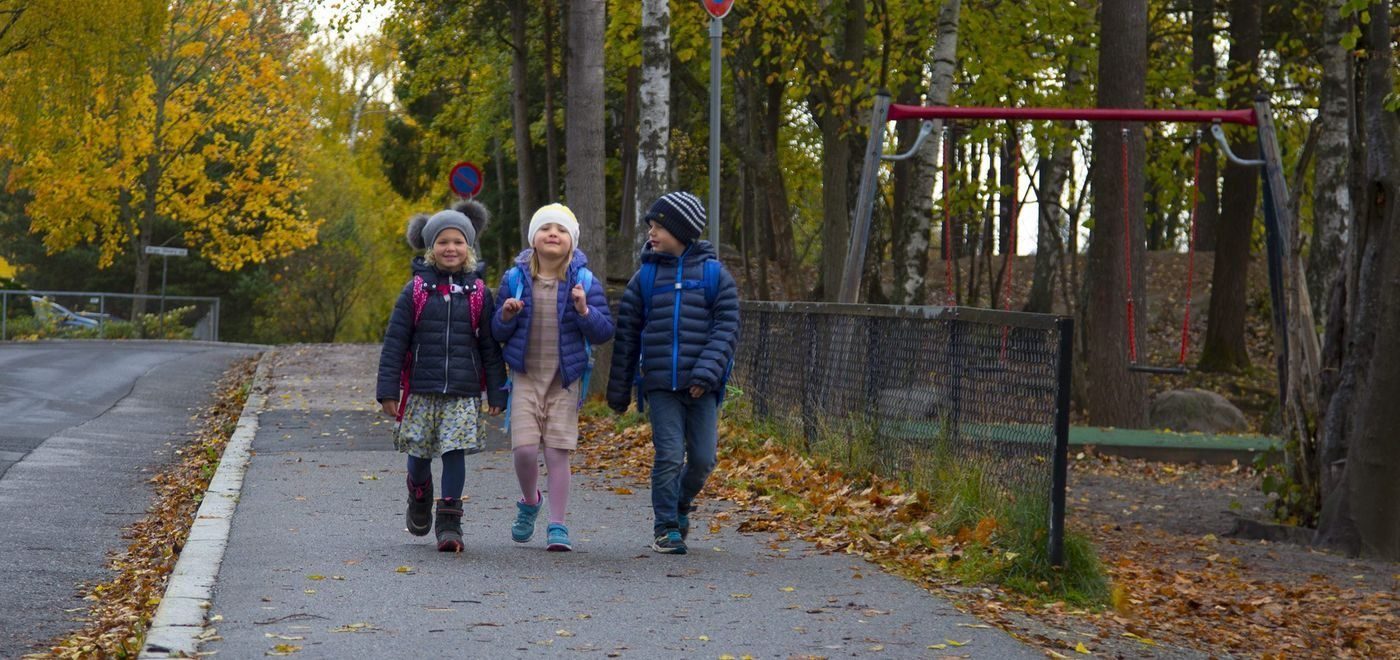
[394,393,484,458]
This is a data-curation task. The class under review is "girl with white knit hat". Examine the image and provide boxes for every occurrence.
[491,203,614,551]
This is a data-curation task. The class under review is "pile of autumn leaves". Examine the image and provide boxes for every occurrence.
[577,412,1399,659]
[37,357,257,659]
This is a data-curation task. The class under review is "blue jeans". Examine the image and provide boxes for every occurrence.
[647,390,719,535]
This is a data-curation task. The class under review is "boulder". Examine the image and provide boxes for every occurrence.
[1149,388,1249,434]
[876,386,945,419]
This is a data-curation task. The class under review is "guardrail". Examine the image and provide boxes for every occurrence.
[1,290,221,342]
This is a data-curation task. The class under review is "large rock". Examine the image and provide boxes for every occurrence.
[1149,388,1249,434]
[877,386,945,419]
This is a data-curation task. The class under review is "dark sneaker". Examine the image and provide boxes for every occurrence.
[678,512,690,541]
[651,529,687,555]
[546,523,572,552]
[405,476,432,536]
[512,492,542,543]
[435,498,464,552]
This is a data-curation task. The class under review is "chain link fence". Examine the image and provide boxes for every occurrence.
[732,301,1072,563]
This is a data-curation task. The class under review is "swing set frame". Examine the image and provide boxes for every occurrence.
[843,94,1296,392]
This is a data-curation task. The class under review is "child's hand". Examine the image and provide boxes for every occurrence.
[500,298,524,321]
[380,400,398,417]
[571,284,589,316]
[486,405,502,416]
[689,385,706,398]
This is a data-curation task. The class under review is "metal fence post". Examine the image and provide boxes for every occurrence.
[1049,316,1074,567]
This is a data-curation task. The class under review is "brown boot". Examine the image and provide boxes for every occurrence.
[435,498,464,552]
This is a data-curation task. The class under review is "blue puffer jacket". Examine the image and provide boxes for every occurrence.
[375,258,508,409]
[491,249,615,388]
[606,241,740,407]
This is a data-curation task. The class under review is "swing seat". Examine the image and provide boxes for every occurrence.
[1127,363,1189,376]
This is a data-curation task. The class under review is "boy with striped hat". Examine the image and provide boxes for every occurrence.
[607,191,740,555]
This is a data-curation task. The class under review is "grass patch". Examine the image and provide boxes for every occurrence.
[721,407,1108,606]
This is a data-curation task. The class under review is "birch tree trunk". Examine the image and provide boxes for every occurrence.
[1316,0,1400,561]
[897,0,960,305]
[634,0,670,267]
[1309,2,1353,323]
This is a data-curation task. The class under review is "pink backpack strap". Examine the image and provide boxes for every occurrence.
[410,275,430,325]
[398,275,430,422]
[469,279,486,390]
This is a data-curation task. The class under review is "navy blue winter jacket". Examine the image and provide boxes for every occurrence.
[375,258,508,409]
[491,248,615,387]
[606,240,740,408]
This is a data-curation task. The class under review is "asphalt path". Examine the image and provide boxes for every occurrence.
[195,345,1041,658]
[0,341,259,658]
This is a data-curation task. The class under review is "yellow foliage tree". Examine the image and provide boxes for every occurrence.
[13,0,319,306]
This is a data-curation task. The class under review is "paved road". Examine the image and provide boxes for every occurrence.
[196,345,1041,658]
[0,341,260,658]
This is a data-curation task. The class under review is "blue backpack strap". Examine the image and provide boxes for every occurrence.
[576,267,595,407]
[635,262,658,412]
[502,266,525,431]
[701,259,734,404]
[703,259,719,307]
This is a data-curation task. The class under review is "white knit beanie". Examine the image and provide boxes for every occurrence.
[527,203,580,248]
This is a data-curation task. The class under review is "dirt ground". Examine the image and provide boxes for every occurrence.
[1061,450,1399,658]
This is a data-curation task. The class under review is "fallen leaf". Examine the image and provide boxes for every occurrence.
[1075,641,1091,654]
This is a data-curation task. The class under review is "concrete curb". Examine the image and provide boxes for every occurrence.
[139,349,274,659]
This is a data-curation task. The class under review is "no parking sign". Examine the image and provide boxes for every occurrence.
[702,0,734,19]
[449,161,483,199]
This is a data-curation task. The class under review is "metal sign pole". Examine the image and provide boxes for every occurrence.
[838,91,892,304]
[709,16,723,253]
[159,255,168,337]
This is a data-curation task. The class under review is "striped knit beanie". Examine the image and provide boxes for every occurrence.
[644,191,707,244]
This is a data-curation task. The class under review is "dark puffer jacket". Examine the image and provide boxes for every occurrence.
[491,248,615,388]
[606,240,739,407]
[376,258,508,409]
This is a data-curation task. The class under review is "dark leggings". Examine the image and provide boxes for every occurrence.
[406,450,465,500]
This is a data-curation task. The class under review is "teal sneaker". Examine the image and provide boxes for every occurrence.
[512,492,542,543]
[651,528,687,555]
[546,523,572,552]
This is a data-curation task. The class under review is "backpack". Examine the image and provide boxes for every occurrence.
[396,274,485,421]
[635,258,732,410]
[501,264,597,430]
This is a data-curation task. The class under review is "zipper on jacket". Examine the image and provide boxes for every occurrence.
[443,279,452,394]
[670,246,690,390]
